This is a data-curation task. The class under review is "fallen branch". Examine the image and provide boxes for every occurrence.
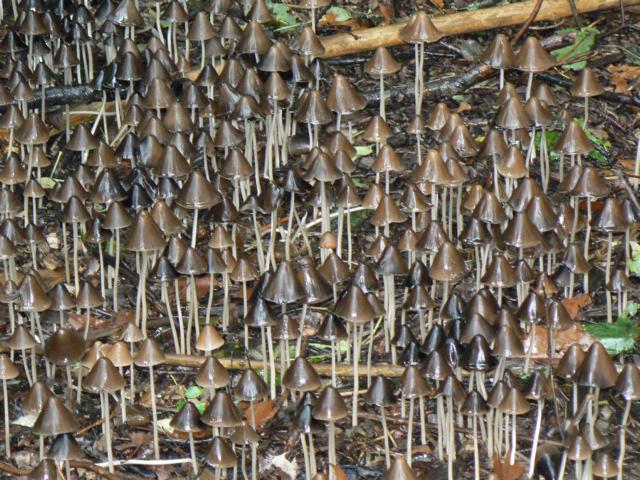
[319,0,640,58]
[163,354,405,377]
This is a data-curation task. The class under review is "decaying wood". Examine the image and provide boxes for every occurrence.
[319,0,640,58]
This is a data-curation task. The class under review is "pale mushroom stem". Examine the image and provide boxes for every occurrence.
[330,339,336,386]
[352,324,360,427]
[437,395,445,461]
[472,415,480,480]
[72,223,80,295]
[101,391,115,472]
[328,421,337,477]
[266,325,277,399]
[188,431,198,475]
[149,365,160,459]
[528,399,544,478]
[62,222,70,285]
[301,434,312,480]
[509,412,517,465]
[175,278,185,353]
[2,378,10,458]
[617,399,631,480]
[162,283,180,353]
[407,397,414,466]
[447,396,454,480]
[558,450,568,480]
[113,231,121,311]
[118,366,126,423]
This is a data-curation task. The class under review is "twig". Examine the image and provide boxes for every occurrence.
[511,0,545,45]
[95,458,193,468]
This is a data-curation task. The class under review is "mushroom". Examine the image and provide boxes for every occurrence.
[0,354,19,458]
[171,401,205,475]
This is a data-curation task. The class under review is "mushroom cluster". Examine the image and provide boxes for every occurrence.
[0,0,639,479]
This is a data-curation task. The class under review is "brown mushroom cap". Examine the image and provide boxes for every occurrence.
[312,385,348,422]
[283,356,322,392]
[84,357,126,394]
[44,328,86,366]
[33,395,80,436]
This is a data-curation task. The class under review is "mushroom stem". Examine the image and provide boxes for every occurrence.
[381,406,391,469]
[509,412,517,465]
[188,431,198,475]
[330,339,337,386]
[407,397,414,466]
[528,399,544,478]
[558,450,568,480]
[617,399,631,480]
[328,420,337,476]
[472,415,480,480]
[525,71,534,100]
[114,230,121,311]
[2,378,9,458]
[437,395,445,461]
[72,222,80,295]
[162,283,180,353]
[102,391,114,472]
[352,324,360,427]
[62,222,70,285]
[447,396,454,480]
[149,366,160,459]
[266,325,277,399]
[175,279,185,353]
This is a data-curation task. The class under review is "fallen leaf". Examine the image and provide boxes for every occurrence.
[607,65,640,93]
[526,324,595,358]
[318,6,367,30]
[331,464,348,480]
[429,0,444,8]
[455,101,473,113]
[114,309,135,326]
[246,399,279,430]
[561,293,591,320]
[378,3,393,24]
[269,453,298,479]
[492,453,525,480]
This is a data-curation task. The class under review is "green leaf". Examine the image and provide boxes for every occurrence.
[354,145,373,158]
[195,401,207,414]
[38,177,57,189]
[269,3,298,28]
[629,242,640,276]
[176,398,187,411]
[585,315,640,354]
[184,385,204,399]
[325,6,352,22]
[552,27,599,70]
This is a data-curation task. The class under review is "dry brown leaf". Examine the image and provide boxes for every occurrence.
[318,12,367,31]
[456,101,473,113]
[331,464,348,480]
[492,453,525,480]
[378,3,393,24]
[607,65,640,93]
[429,0,445,9]
[246,400,279,430]
[526,324,595,358]
[561,293,591,320]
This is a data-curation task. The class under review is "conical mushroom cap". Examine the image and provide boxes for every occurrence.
[492,326,525,358]
[121,322,144,343]
[327,74,367,115]
[575,341,618,388]
[0,354,19,380]
[76,281,103,309]
[384,456,416,480]
[371,194,407,226]
[293,26,325,58]
[44,328,85,366]
[480,33,514,69]
[125,211,165,252]
[462,390,489,416]
[262,260,306,304]
[592,453,618,478]
[196,356,230,390]
[557,343,586,379]
[429,241,466,282]
[196,324,224,352]
[482,253,517,287]
[513,37,555,72]
[15,113,49,145]
[28,459,58,480]
[615,362,640,401]
[134,339,165,367]
[312,385,348,421]
[591,198,626,233]
[66,124,99,152]
[399,11,443,44]
[176,171,220,210]
[364,376,396,407]
[523,371,552,400]
[400,365,430,398]
[171,401,205,433]
[555,120,593,156]
[570,67,604,98]
[283,356,322,392]
[231,422,260,445]
[495,97,532,130]
[84,357,126,393]
[234,369,268,401]
[205,437,237,468]
[19,271,51,312]
[33,395,80,435]
[365,47,401,76]
[202,391,242,427]
[499,386,532,415]
[334,285,376,324]
[104,341,134,368]
[47,433,85,461]
[566,435,592,461]
[7,323,37,350]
